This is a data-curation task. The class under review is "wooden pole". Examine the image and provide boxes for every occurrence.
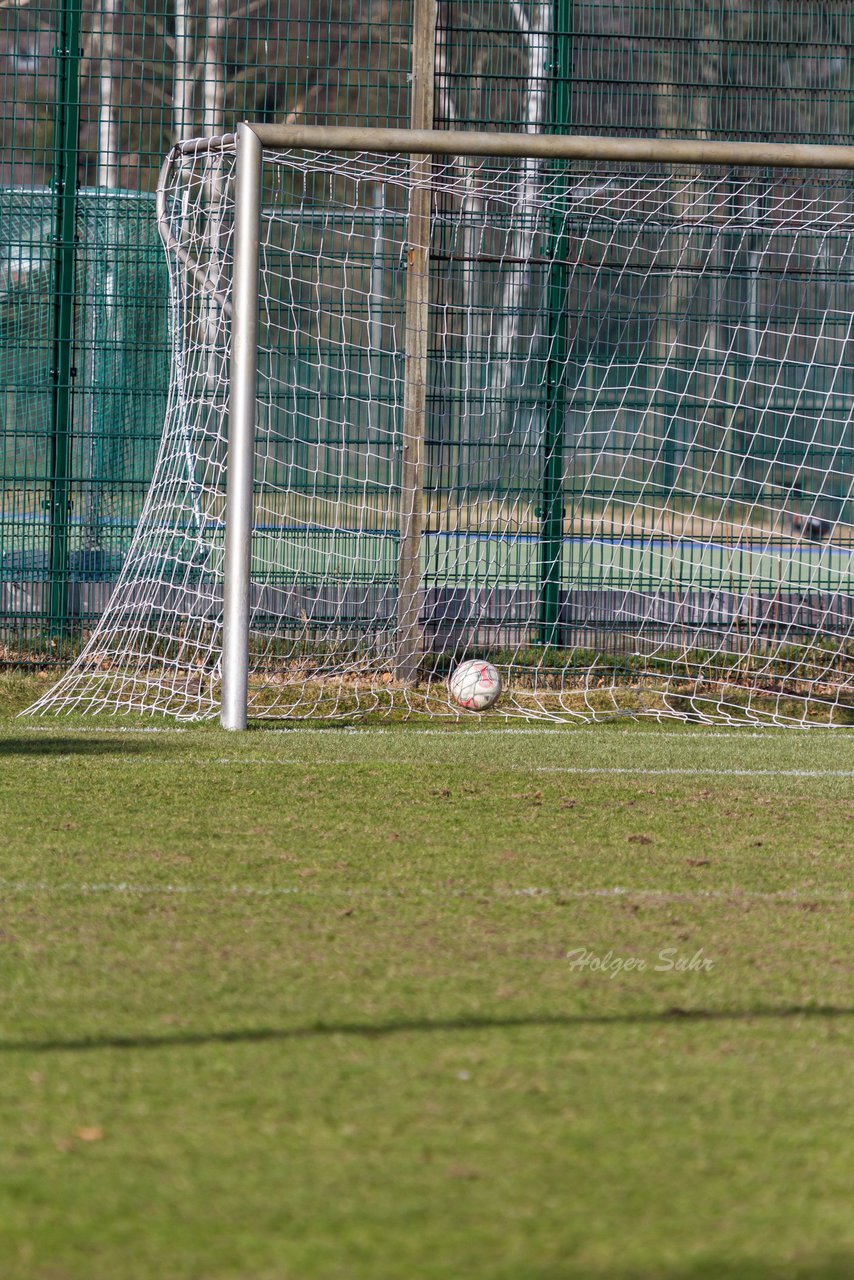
[395,0,436,682]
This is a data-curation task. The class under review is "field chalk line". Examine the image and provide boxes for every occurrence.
[19,725,843,740]
[0,879,849,902]
[9,741,854,778]
[206,761,854,778]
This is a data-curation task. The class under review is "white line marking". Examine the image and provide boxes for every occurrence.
[532,766,854,778]
[252,726,846,738]
[8,746,853,778]
[208,759,854,778]
[24,725,188,734]
[284,732,839,742]
[14,725,846,739]
[0,879,848,902]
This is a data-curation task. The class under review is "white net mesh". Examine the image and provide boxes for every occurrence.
[27,135,854,724]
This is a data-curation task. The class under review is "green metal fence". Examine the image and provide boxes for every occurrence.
[2,1,854,661]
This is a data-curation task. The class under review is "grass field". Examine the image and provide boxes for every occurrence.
[1,673,852,1279]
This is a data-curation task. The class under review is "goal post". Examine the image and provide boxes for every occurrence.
[221,123,262,731]
[24,126,854,727]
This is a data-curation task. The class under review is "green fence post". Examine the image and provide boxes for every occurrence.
[539,0,573,649]
[48,0,82,638]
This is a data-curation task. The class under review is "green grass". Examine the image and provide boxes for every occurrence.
[0,675,852,1279]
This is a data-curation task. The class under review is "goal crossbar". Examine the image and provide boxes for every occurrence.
[171,124,854,170]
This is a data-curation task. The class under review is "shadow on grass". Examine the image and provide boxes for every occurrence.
[1,1004,850,1055]
[0,736,154,756]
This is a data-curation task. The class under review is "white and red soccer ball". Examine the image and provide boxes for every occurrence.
[448,659,502,711]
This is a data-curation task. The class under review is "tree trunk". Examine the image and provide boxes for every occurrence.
[173,0,195,142]
[97,0,120,188]
[202,1,228,389]
[202,0,226,141]
[648,2,721,532]
[491,3,552,430]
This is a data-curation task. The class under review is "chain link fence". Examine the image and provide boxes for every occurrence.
[2,1,854,660]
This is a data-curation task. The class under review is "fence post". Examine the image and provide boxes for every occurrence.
[48,0,83,639]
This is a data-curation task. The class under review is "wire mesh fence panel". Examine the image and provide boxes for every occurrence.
[26,134,854,725]
[3,2,854,661]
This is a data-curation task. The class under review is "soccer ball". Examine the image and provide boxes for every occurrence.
[448,659,502,711]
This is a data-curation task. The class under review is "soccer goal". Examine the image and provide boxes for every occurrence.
[26,124,854,726]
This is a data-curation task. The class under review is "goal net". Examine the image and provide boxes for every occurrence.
[27,128,854,725]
